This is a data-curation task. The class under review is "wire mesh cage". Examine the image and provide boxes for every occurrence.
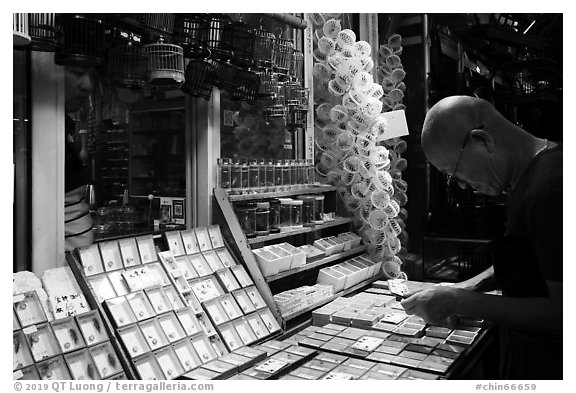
[108,42,147,89]
[231,69,261,104]
[206,14,232,60]
[181,58,214,100]
[142,39,185,88]
[174,14,209,58]
[222,19,256,65]
[140,13,175,42]
[512,63,560,96]
[209,58,241,92]
[55,14,105,67]
[28,13,59,51]
[13,13,31,47]
[253,25,275,70]
[290,48,304,82]
[273,37,294,76]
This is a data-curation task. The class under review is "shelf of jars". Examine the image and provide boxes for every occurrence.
[247,216,352,245]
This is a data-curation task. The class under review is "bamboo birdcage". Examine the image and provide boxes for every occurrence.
[206,14,232,60]
[222,18,256,64]
[290,48,304,82]
[28,13,59,51]
[55,14,105,67]
[108,42,147,89]
[253,25,275,70]
[231,68,261,104]
[174,14,209,58]
[142,38,185,88]
[13,13,31,47]
[273,37,294,76]
[140,13,175,42]
[181,58,214,100]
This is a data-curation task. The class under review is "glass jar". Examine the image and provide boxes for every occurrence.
[291,159,298,186]
[255,202,270,236]
[258,159,267,192]
[298,195,316,227]
[298,159,306,187]
[269,198,281,233]
[240,160,250,190]
[274,159,283,189]
[314,195,325,224]
[236,202,256,238]
[217,158,231,189]
[249,159,261,189]
[265,159,275,190]
[307,159,315,185]
[291,199,303,228]
[93,206,113,235]
[230,158,242,191]
[279,199,292,232]
[282,159,292,188]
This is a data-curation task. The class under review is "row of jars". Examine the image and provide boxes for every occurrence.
[234,195,326,238]
[218,158,316,193]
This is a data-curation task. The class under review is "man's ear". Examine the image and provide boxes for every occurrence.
[470,129,495,153]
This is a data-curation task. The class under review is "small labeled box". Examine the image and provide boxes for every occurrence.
[215,269,241,292]
[135,235,157,264]
[118,237,142,268]
[180,230,200,255]
[266,245,293,272]
[245,286,266,310]
[163,286,186,311]
[107,271,130,296]
[37,355,71,380]
[64,348,99,380]
[146,263,171,287]
[245,312,268,340]
[258,308,281,334]
[175,308,202,337]
[118,325,150,359]
[13,291,47,328]
[203,298,230,326]
[13,330,34,371]
[203,250,225,272]
[196,312,217,337]
[89,341,122,379]
[139,318,169,351]
[78,244,105,276]
[145,287,173,315]
[277,243,307,269]
[208,225,225,249]
[190,277,225,303]
[155,345,184,379]
[219,294,243,320]
[219,322,244,352]
[232,289,256,314]
[13,310,21,331]
[326,236,345,254]
[23,323,60,362]
[76,310,108,346]
[313,239,338,256]
[231,265,254,287]
[317,267,347,293]
[175,255,197,280]
[122,266,158,292]
[252,248,281,277]
[126,291,156,321]
[190,334,218,364]
[172,274,192,294]
[208,334,229,357]
[173,339,202,373]
[51,317,85,353]
[187,254,212,278]
[134,353,164,380]
[158,312,186,343]
[105,297,137,328]
[232,317,258,346]
[87,274,118,304]
[216,249,237,268]
[194,228,213,252]
[14,365,40,380]
[157,251,180,274]
[98,241,123,271]
[165,231,186,257]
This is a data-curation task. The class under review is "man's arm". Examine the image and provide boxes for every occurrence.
[450,266,498,292]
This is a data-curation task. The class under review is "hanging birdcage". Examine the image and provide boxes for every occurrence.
[28,13,59,51]
[205,14,232,60]
[222,18,255,66]
[140,13,175,42]
[209,58,242,92]
[142,38,185,88]
[274,37,294,77]
[174,14,209,58]
[257,70,279,96]
[14,13,31,47]
[253,25,275,70]
[103,14,143,46]
[290,48,304,82]
[231,68,261,104]
[181,58,214,100]
[55,14,105,67]
[108,42,147,89]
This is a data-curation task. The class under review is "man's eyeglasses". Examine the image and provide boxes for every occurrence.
[446,131,471,186]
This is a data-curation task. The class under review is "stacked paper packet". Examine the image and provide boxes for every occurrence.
[274,285,334,317]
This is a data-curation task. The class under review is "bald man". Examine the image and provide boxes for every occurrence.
[401,96,562,379]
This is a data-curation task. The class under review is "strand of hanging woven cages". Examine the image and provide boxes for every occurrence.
[310,13,409,280]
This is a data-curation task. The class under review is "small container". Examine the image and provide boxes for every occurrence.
[314,195,325,224]
[274,160,283,189]
[245,313,268,340]
[265,159,275,189]
[118,325,150,359]
[290,199,303,228]
[216,249,237,268]
[51,317,86,353]
[13,291,47,328]
[279,199,292,232]
[76,310,108,346]
[145,287,173,315]
[99,241,123,271]
[219,322,243,352]
[37,356,71,380]
[126,291,156,321]
[232,289,256,314]
[173,339,202,373]
[197,312,217,337]
[24,323,60,362]
[89,341,123,379]
[14,365,40,380]
[217,158,231,189]
[255,202,270,236]
[282,159,292,187]
[155,345,184,379]
[208,334,229,357]
[175,308,202,337]
[269,199,281,233]
[240,159,250,190]
[299,196,316,227]
[158,313,186,343]
[233,317,258,346]
[134,353,164,380]
[190,334,218,364]
[258,159,267,191]
[248,159,260,189]
[236,202,257,239]
[291,159,299,186]
[220,294,243,320]
[139,318,170,350]
[64,348,98,380]
[13,331,34,371]
[307,159,315,185]
[230,158,242,191]
[135,235,157,264]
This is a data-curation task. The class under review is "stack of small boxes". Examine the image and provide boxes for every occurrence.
[13,291,124,380]
[252,242,307,277]
[312,232,362,256]
[273,285,334,317]
[316,256,383,296]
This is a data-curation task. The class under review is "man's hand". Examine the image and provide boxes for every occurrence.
[400,287,463,325]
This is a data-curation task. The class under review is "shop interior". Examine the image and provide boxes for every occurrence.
[12,13,562,381]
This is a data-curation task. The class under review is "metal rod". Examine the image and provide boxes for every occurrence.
[263,13,308,30]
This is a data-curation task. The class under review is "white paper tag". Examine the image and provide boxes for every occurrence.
[255,358,288,374]
[50,293,89,319]
[13,370,23,379]
[22,325,38,335]
[322,372,356,380]
[377,110,409,141]
[388,279,409,297]
[381,312,407,324]
[13,294,25,303]
[352,336,384,352]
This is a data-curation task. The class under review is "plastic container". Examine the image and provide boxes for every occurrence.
[249,160,261,189]
[267,245,293,273]
[230,159,242,190]
[314,195,325,224]
[298,195,316,227]
[236,202,256,238]
[280,199,292,232]
[277,243,306,269]
[217,158,231,189]
[290,199,303,228]
[265,159,275,189]
[269,199,281,233]
[240,160,249,190]
[253,248,280,277]
[255,202,270,237]
[282,160,292,188]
